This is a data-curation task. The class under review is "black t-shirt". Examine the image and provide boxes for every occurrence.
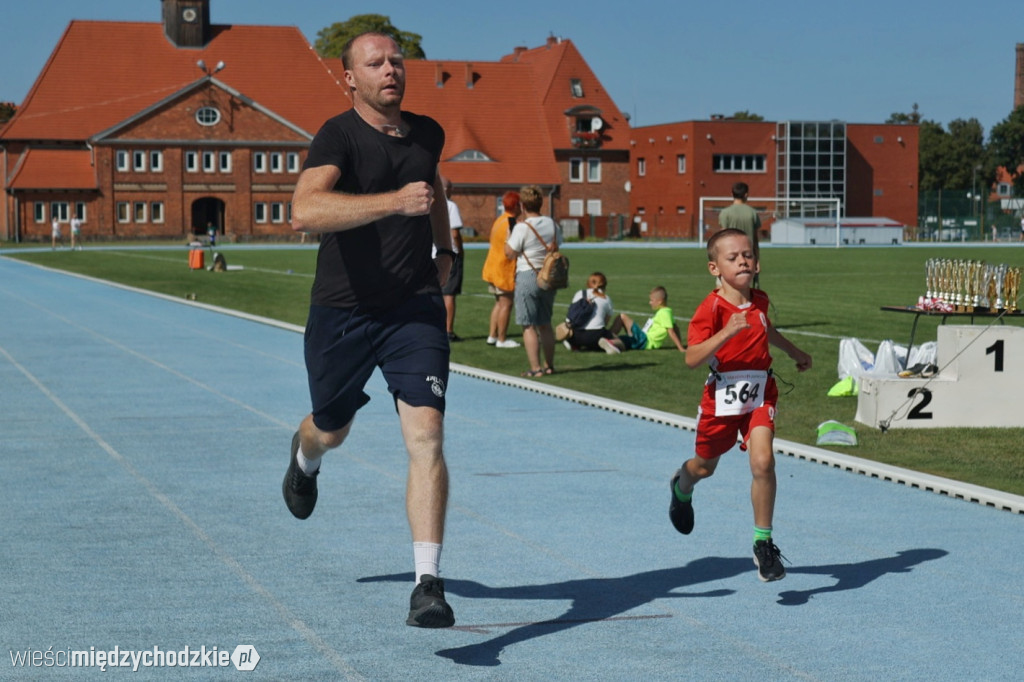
[304,109,445,310]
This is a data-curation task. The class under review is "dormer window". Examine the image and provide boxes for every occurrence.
[570,79,584,98]
[449,149,492,162]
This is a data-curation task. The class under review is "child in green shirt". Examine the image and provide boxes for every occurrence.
[607,286,686,352]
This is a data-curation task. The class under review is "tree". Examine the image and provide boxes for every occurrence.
[730,111,763,121]
[313,14,425,61]
[0,102,16,125]
[988,106,1024,194]
[915,116,988,191]
[886,103,921,125]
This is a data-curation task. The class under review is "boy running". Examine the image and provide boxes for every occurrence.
[670,229,811,581]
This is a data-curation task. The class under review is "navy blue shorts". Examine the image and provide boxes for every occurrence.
[304,294,450,432]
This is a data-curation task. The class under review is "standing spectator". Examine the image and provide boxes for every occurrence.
[283,31,456,628]
[441,178,464,341]
[70,213,82,250]
[505,185,561,377]
[482,191,520,348]
[51,216,62,250]
[718,182,760,259]
[206,221,217,246]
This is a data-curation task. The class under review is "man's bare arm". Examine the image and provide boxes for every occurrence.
[290,165,434,234]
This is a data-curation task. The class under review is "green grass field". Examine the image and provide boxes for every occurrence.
[7,241,1024,496]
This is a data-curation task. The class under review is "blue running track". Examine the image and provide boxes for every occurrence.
[1,255,1021,680]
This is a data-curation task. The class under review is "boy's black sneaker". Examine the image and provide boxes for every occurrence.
[282,431,318,519]
[668,469,694,535]
[406,575,455,628]
[753,539,786,582]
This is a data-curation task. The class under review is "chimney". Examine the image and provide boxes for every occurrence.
[465,63,476,89]
[1016,43,1024,111]
[435,63,448,88]
[546,36,559,48]
[513,46,527,60]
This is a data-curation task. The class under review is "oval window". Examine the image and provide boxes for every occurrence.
[196,106,220,126]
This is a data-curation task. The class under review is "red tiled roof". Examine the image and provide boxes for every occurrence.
[1,20,350,141]
[7,148,96,190]
[500,39,630,151]
[404,61,561,187]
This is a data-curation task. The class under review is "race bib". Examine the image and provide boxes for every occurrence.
[714,370,767,416]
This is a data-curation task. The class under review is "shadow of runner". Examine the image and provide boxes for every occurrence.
[359,556,749,667]
[776,548,948,605]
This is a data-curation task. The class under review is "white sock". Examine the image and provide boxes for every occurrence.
[296,443,321,475]
[413,542,443,583]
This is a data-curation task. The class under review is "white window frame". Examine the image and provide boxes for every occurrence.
[74,202,86,222]
[133,202,147,223]
[116,150,130,172]
[185,151,198,173]
[568,199,584,217]
[202,151,215,173]
[253,152,266,173]
[271,202,284,223]
[254,202,267,223]
[569,157,583,183]
[132,150,147,172]
[270,152,283,173]
[50,202,69,222]
[116,202,130,223]
[677,154,686,174]
[586,199,603,216]
[586,158,601,183]
[286,152,300,173]
[637,157,646,177]
[151,202,164,224]
[219,151,232,173]
[34,202,46,223]
[196,106,220,126]
[149,150,163,172]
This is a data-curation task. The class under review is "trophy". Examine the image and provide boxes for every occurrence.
[1007,267,1020,313]
[953,260,967,310]
[994,264,1007,310]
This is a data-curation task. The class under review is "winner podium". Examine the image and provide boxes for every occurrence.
[856,324,1024,429]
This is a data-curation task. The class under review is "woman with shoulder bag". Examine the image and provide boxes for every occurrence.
[504,185,562,377]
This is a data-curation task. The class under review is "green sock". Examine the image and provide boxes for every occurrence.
[753,526,772,543]
[673,481,692,503]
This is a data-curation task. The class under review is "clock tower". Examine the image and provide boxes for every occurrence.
[162,0,210,48]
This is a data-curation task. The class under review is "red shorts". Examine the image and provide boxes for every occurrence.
[694,403,776,460]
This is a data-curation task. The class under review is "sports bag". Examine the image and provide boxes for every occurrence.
[565,290,595,330]
[522,219,569,290]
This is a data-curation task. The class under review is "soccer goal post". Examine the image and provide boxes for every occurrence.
[699,196,843,246]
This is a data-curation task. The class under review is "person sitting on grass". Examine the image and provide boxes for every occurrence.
[561,272,621,353]
[606,286,686,353]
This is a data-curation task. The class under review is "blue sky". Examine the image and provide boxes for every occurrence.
[2,0,1021,135]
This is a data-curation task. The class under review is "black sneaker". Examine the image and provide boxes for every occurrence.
[668,469,694,535]
[406,574,455,628]
[753,539,787,582]
[282,431,318,519]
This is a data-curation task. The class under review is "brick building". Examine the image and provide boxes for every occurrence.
[0,3,632,243]
[628,118,919,239]
[2,1,917,244]
[0,0,350,243]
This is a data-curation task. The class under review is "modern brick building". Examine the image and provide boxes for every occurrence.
[628,118,919,239]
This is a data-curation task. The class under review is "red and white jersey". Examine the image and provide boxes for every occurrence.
[688,289,776,414]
